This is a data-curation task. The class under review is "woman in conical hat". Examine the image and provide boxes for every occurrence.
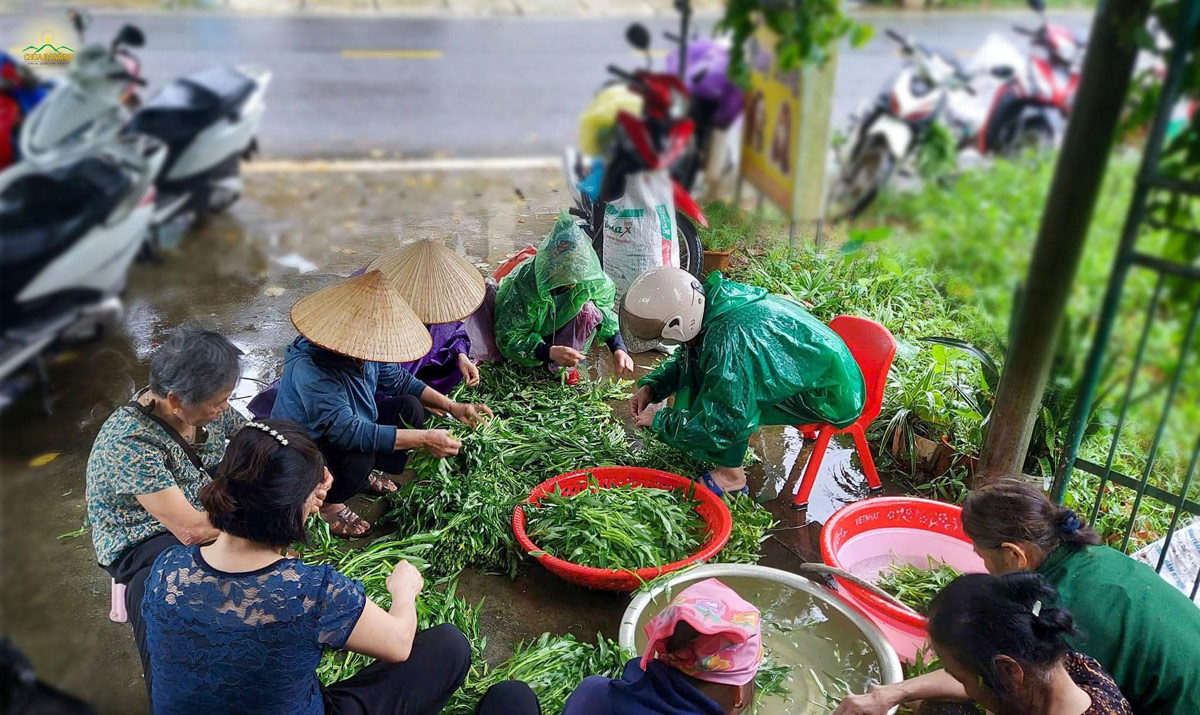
[269,270,493,538]
[368,239,487,393]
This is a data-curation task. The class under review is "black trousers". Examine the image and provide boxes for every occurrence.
[322,624,471,715]
[476,681,541,715]
[319,395,425,505]
[102,531,182,699]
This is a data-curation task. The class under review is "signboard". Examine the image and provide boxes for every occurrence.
[738,26,837,223]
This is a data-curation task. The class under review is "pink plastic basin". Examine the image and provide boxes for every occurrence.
[821,497,986,663]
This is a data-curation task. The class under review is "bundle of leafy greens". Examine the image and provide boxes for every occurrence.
[875,556,962,613]
[526,476,707,570]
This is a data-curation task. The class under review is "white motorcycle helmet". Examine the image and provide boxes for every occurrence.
[620,267,706,345]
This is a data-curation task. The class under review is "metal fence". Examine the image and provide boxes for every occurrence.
[1051,2,1200,601]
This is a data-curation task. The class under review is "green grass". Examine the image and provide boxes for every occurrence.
[725,151,1194,549]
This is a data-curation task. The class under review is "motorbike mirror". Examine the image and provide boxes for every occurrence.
[626,23,652,52]
[68,8,92,36]
[1027,0,1046,13]
[115,24,145,49]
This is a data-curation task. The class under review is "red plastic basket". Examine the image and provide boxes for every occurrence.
[512,466,733,592]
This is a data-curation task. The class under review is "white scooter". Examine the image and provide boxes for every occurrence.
[17,20,271,246]
[0,134,166,411]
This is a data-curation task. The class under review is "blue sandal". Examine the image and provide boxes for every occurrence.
[697,471,750,497]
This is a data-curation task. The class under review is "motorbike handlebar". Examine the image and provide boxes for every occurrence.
[1013,25,1037,36]
[107,70,147,86]
[885,28,908,45]
[606,64,647,91]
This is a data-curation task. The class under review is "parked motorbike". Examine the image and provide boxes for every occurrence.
[828,29,973,220]
[0,134,166,411]
[0,53,50,170]
[966,0,1083,155]
[16,20,271,246]
[563,25,707,280]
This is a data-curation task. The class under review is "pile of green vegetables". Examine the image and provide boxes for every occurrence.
[875,556,962,613]
[299,363,778,711]
[299,519,629,713]
[381,363,775,577]
[526,476,707,570]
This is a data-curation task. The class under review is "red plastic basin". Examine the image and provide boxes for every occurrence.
[821,496,986,662]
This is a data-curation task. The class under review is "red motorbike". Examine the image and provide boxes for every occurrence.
[976,0,1083,154]
[565,24,707,278]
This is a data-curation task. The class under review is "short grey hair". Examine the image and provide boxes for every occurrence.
[149,327,243,406]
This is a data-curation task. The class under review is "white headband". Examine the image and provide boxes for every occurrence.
[245,421,289,447]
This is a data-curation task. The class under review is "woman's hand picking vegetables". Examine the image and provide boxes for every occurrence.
[449,401,494,428]
[421,429,462,457]
[549,345,585,367]
[630,385,654,419]
[634,401,664,429]
[457,353,480,387]
[612,349,635,379]
[386,559,425,601]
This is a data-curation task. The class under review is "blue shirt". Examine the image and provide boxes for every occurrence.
[271,336,427,453]
[563,658,724,715]
[143,545,366,715]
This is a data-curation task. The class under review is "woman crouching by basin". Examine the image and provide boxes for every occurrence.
[928,572,1130,715]
[835,479,1200,715]
[140,419,472,714]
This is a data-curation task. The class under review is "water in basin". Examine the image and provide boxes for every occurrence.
[629,575,887,714]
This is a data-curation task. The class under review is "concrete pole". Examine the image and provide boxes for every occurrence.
[975,0,1152,483]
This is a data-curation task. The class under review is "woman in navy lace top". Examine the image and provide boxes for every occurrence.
[140,419,471,714]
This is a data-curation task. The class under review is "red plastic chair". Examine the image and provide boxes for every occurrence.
[793,315,896,511]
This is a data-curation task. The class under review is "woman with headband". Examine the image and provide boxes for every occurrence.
[836,479,1200,715]
[139,420,474,714]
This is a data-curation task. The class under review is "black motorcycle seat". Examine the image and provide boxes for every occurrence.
[127,66,255,145]
[0,157,131,265]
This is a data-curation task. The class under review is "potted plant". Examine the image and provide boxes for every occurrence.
[698,200,752,275]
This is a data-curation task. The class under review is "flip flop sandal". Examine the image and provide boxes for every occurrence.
[698,471,750,497]
[326,505,371,539]
[367,473,398,495]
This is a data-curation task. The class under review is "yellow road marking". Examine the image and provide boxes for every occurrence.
[341,49,442,60]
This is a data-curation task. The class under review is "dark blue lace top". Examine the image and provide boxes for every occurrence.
[143,545,366,715]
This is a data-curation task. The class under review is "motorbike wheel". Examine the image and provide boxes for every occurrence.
[676,213,702,279]
[828,140,896,222]
[1001,119,1055,158]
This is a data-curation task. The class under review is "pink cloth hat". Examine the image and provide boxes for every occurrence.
[640,578,764,686]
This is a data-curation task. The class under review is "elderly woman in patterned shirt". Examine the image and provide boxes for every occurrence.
[84,327,312,687]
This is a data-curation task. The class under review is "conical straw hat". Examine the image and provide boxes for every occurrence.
[290,270,432,363]
[368,240,486,324]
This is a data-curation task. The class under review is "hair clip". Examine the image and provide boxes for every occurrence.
[245,421,289,447]
[1031,600,1043,617]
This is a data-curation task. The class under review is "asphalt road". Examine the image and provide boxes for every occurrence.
[2,10,1092,159]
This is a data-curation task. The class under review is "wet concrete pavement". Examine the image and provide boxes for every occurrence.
[0,10,1091,159]
[0,165,888,711]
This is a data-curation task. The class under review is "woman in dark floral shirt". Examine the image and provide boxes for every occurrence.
[926,572,1131,715]
[85,327,249,688]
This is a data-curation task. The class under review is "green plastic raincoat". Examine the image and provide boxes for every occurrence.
[494,214,620,366]
[640,272,866,467]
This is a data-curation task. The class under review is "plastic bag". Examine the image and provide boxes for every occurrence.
[601,168,679,296]
[601,169,679,353]
[579,84,643,156]
[1133,520,1200,605]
